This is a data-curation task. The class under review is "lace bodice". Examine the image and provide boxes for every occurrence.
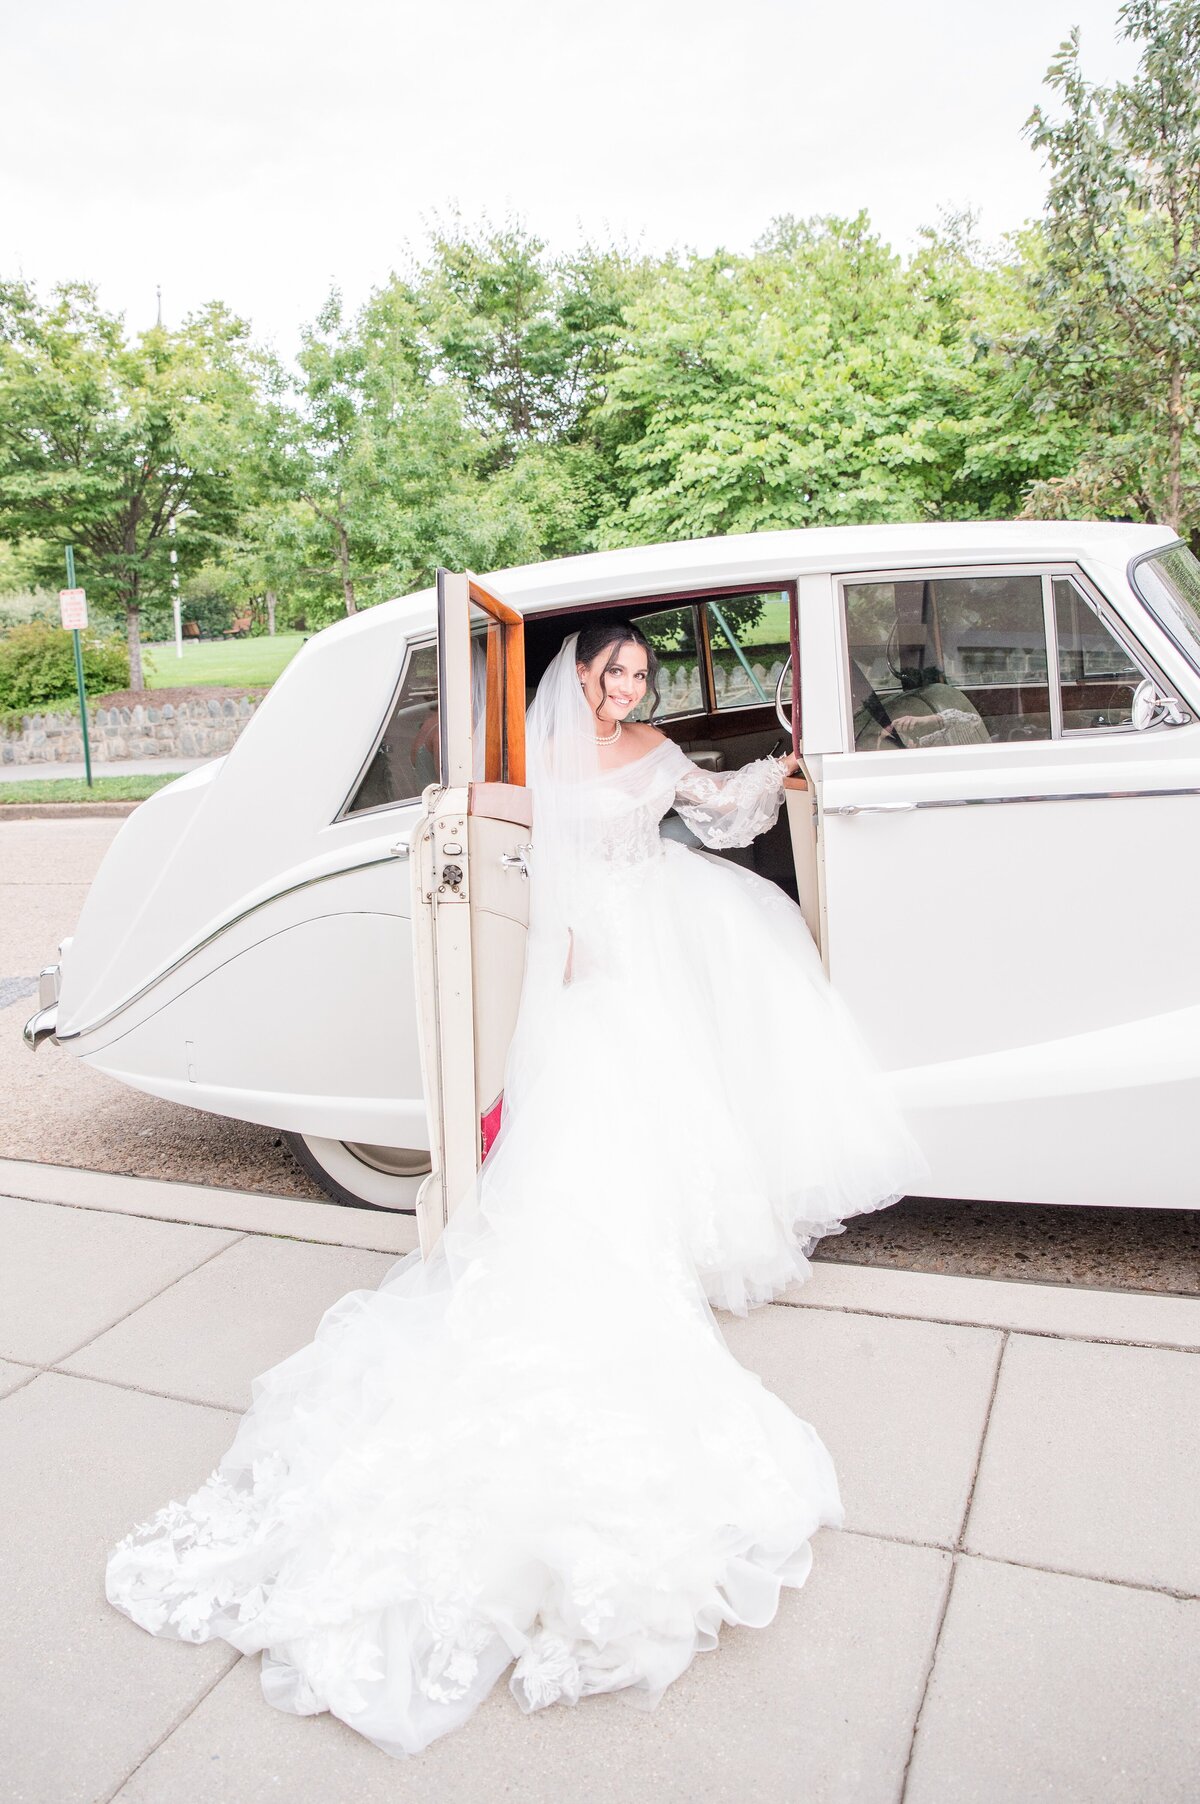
[583,738,788,868]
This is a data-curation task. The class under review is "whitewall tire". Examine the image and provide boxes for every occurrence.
[284,1132,429,1213]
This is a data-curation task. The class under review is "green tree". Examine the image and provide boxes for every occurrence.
[285,271,611,624]
[423,219,567,449]
[422,221,655,552]
[0,282,271,689]
[595,214,1061,545]
[289,282,492,619]
[1024,0,1200,535]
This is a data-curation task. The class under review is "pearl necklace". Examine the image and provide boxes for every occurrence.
[592,720,622,747]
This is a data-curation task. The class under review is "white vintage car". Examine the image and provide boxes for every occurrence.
[24,522,1200,1228]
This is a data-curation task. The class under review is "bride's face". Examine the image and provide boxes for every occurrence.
[577,640,649,723]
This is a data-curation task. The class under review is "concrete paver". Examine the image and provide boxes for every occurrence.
[725,1304,1002,1546]
[0,1372,241,1804]
[0,1356,35,1399]
[1,1181,1197,1801]
[905,1555,1200,1802]
[0,1156,419,1253]
[783,1259,1200,1350]
[58,1234,401,1410]
[0,1191,240,1366]
[110,1533,951,1804]
[964,1333,1200,1594]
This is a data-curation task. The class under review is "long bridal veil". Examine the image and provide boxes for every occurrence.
[105,628,912,1757]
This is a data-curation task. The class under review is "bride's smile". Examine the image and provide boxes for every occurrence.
[577,637,649,734]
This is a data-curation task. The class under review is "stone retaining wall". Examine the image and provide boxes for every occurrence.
[658,657,788,713]
[0,689,263,765]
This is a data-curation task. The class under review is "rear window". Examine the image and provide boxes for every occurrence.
[1129,543,1200,677]
[346,643,439,814]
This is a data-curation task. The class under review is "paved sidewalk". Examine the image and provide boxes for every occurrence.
[0,757,210,782]
[1,1161,1196,1803]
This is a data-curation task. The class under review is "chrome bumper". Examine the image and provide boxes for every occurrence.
[24,961,62,1050]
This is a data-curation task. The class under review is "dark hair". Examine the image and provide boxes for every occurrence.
[575,619,661,720]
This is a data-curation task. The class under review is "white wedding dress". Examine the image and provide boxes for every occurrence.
[105,658,930,1758]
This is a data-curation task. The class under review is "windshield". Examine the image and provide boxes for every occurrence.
[1129,542,1200,677]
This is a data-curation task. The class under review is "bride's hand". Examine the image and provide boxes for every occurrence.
[776,750,801,776]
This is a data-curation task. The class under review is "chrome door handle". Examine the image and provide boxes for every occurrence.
[828,802,916,815]
[500,843,532,877]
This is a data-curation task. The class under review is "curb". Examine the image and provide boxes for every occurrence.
[0,801,142,819]
[0,1157,418,1256]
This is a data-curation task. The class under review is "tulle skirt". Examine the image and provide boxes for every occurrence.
[105,838,930,1756]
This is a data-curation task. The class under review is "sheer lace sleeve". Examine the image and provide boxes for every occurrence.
[670,749,788,849]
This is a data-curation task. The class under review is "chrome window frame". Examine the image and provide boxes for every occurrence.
[836,559,1182,754]
[334,635,438,823]
[1048,567,1167,738]
[700,587,795,717]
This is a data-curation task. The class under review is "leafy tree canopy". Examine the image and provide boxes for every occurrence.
[8,7,1200,683]
[0,281,274,685]
[1024,0,1200,534]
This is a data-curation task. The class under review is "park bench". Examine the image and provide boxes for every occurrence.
[186,611,253,641]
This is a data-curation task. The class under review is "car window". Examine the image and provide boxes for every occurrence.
[704,591,792,712]
[630,605,702,719]
[844,574,1051,750]
[1054,577,1146,732]
[346,642,439,813]
[1129,542,1200,678]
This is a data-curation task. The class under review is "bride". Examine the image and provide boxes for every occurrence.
[106,619,930,1757]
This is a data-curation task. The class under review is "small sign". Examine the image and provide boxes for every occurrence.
[59,587,88,630]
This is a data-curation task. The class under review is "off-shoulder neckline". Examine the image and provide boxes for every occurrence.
[592,737,678,778]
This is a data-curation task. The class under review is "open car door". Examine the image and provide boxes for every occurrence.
[771,587,823,953]
[410,570,530,1255]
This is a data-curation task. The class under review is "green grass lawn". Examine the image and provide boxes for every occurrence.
[0,772,180,805]
[142,632,307,688]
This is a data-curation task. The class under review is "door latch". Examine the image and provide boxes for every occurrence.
[439,862,465,894]
[500,842,532,878]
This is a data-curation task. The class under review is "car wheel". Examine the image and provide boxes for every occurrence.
[283,1132,429,1214]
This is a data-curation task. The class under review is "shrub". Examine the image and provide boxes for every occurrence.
[0,620,131,715]
[141,587,240,642]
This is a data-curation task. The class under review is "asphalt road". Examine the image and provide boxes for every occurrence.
[2,814,1196,1295]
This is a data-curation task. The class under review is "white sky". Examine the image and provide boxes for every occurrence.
[2,0,1142,356]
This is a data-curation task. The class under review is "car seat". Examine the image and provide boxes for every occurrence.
[850,659,991,750]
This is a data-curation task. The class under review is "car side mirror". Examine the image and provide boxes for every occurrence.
[1131,677,1187,730]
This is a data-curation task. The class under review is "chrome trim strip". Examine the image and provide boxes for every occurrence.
[828,785,1200,815]
[54,848,406,1046]
[1042,571,1065,740]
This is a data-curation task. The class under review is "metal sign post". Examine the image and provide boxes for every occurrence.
[60,546,93,787]
[169,514,182,659]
